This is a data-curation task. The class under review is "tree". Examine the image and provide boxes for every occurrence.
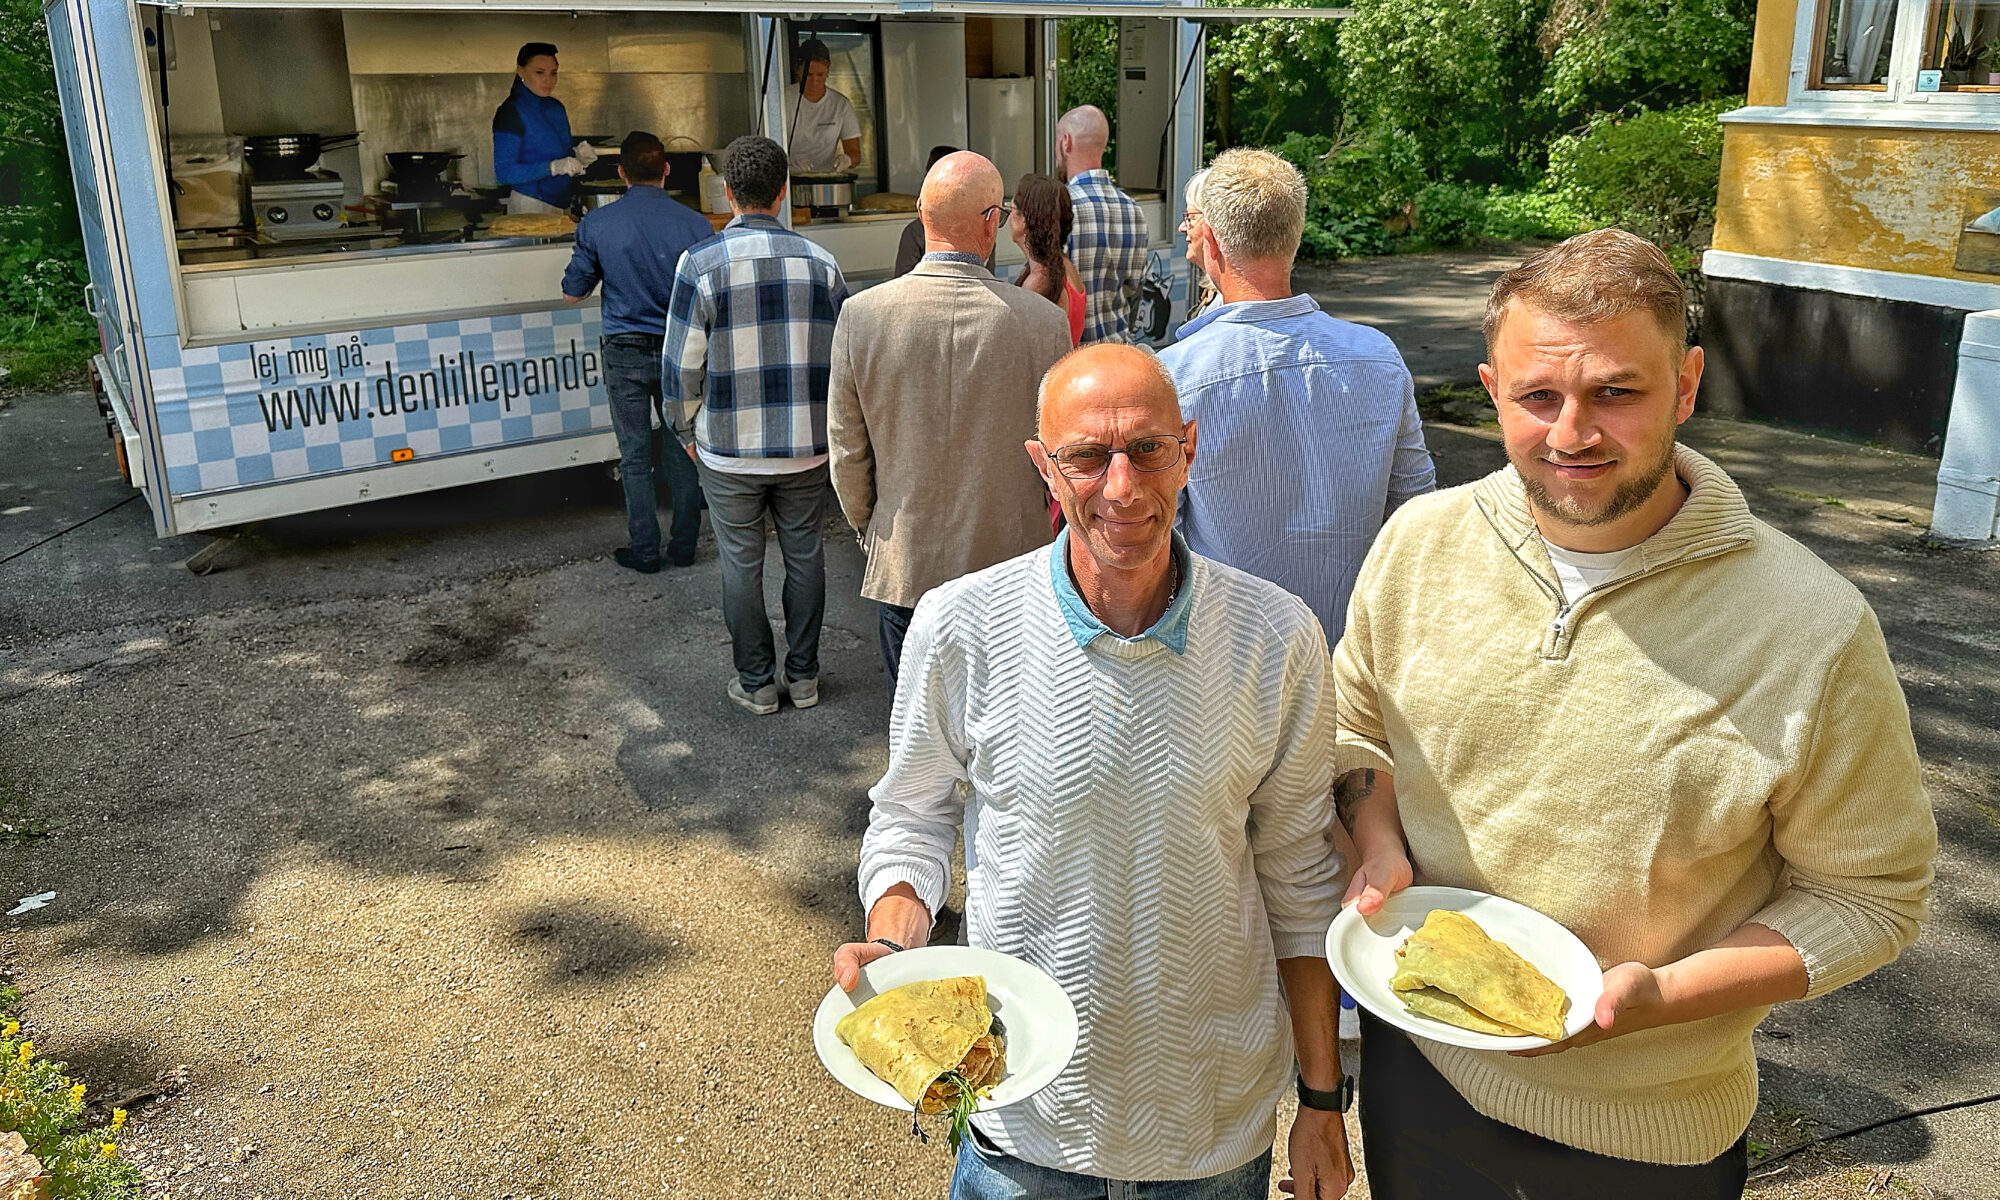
[1338,0,1556,184]
[1541,0,1756,123]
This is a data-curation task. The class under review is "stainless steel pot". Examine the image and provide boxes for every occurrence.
[790,172,855,217]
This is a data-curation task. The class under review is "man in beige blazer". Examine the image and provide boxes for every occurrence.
[829,151,1074,696]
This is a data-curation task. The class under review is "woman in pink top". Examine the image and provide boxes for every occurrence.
[1010,173,1086,347]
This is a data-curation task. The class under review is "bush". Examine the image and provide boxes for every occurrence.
[1480,189,1588,241]
[1413,182,1488,247]
[1545,96,1739,248]
[0,234,96,391]
[0,996,144,1199]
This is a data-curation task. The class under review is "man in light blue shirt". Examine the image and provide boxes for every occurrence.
[1160,149,1434,644]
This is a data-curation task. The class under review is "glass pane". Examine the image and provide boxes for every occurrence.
[1923,0,2000,87]
[1820,0,1900,85]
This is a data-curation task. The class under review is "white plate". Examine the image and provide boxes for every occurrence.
[814,945,1078,1112]
[1326,886,1605,1051]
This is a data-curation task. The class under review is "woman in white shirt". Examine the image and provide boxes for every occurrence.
[784,39,861,173]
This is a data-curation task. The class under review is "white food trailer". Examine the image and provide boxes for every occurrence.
[45,0,1340,544]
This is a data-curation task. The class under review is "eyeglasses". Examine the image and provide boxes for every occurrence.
[1179,207,1203,229]
[1037,435,1189,480]
[981,202,1015,222]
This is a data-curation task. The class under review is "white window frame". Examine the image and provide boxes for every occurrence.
[1737,0,2000,130]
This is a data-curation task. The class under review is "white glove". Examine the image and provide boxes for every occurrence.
[573,141,601,166]
[550,156,586,177]
[833,151,855,172]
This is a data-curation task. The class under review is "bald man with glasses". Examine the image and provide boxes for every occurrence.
[828,151,1073,696]
[837,344,1353,1200]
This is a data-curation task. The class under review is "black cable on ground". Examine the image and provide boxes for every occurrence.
[0,494,138,568]
[1752,1089,2000,1173]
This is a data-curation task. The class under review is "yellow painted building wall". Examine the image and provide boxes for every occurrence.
[1713,0,2000,283]
[1715,126,2000,280]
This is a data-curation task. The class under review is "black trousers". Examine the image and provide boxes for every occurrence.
[1358,1009,1749,1200]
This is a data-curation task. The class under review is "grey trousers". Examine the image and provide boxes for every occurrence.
[693,459,828,689]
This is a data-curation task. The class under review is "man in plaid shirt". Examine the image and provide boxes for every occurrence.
[1058,105,1151,345]
[664,135,849,716]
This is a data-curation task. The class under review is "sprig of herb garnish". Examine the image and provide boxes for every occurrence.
[942,1071,981,1152]
[906,1071,982,1150]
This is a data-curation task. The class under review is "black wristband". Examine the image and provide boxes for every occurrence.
[1297,1073,1355,1113]
[871,937,906,954]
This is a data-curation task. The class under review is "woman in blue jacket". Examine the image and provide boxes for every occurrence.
[493,42,595,214]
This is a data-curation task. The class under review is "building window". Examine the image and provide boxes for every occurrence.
[1922,0,2000,89]
[1818,0,1901,86]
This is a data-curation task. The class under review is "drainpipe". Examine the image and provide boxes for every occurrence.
[1932,309,2000,544]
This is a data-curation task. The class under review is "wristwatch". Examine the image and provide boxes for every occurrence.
[1296,1073,1355,1113]
[871,937,906,954]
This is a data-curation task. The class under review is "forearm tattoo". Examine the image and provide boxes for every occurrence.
[1333,768,1376,833]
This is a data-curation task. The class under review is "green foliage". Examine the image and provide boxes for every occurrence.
[0,1012,145,1199]
[1413,182,1489,248]
[1203,0,1346,149]
[1480,189,1588,241]
[1542,0,1757,122]
[1,0,95,389]
[1339,0,1557,184]
[1545,95,1738,247]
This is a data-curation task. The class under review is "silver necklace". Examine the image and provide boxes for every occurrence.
[1164,555,1181,610]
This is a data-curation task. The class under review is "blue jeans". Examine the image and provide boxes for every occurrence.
[602,333,703,565]
[950,1129,1272,1200]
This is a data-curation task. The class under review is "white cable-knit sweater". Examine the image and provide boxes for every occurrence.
[858,538,1343,1181]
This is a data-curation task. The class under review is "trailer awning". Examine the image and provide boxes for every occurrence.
[139,1,1349,17]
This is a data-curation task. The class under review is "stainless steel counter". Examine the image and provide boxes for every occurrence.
[178,228,573,273]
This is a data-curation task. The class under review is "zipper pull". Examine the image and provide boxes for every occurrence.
[1549,605,1570,644]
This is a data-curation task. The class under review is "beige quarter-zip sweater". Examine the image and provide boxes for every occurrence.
[1333,445,1936,1165]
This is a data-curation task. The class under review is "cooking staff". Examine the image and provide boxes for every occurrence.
[782,39,861,174]
[492,41,598,214]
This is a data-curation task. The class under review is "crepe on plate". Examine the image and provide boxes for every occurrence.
[1389,910,1571,1040]
[835,975,1006,1114]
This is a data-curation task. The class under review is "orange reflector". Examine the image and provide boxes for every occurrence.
[390,448,415,462]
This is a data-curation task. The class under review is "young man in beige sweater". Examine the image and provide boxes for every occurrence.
[1332,229,1937,1198]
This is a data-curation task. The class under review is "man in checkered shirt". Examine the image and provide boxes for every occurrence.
[1058,105,1151,345]
[664,134,849,716]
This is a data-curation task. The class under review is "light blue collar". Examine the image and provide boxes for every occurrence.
[922,250,988,267]
[1174,291,1321,344]
[1047,528,1194,654]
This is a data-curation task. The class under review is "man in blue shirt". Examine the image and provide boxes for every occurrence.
[562,130,716,572]
[1159,148,1435,645]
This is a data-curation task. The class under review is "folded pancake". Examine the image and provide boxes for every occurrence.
[1397,986,1535,1037]
[835,976,1006,1113]
[1389,910,1570,1040]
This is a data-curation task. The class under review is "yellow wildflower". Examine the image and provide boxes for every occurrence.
[101,1142,117,1158]
[16,1041,30,1065]
[2,1020,16,1037]
[72,1082,87,1104]
[112,1107,128,1130]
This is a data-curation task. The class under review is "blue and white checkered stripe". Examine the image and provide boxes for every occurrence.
[147,307,610,497]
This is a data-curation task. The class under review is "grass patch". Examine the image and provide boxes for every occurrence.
[1418,384,1496,426]
[1773,488,1850,510]
[0,309,97,394]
